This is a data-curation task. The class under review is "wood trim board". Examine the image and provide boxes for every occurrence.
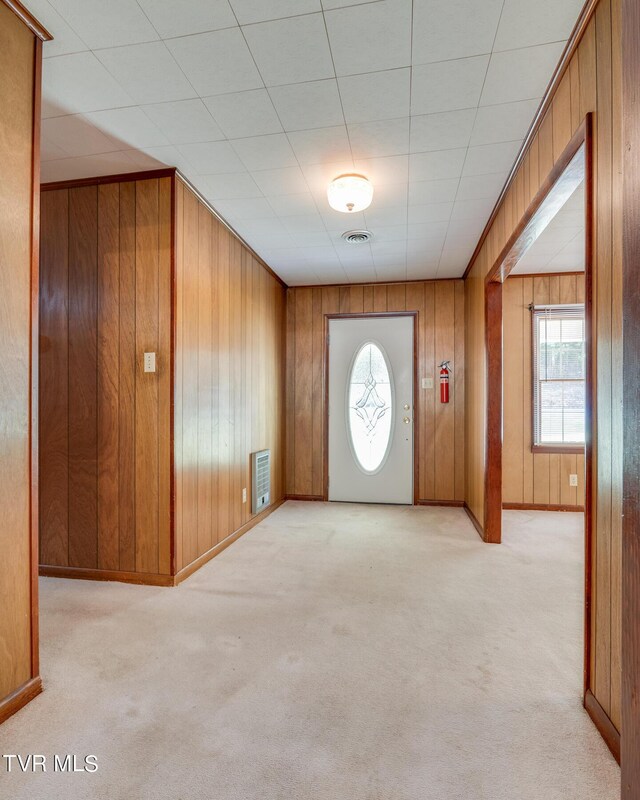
[502,503,585,512]
[0,677,43,726]
[0,0,51,40]
[584,688,621,763]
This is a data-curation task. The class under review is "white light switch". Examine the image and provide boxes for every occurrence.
[422,377,434,390]
[242,488,247,504]
[569,474,578,487]
[144,352,156,373]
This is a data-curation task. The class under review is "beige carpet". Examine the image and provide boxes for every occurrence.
[0,503,619,799]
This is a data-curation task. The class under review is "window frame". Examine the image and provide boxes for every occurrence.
[531,303,586,454]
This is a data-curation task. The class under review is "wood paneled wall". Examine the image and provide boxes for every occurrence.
[0,0,45,722]
[464,0,622,737]
[503,274,586,508]
[39,177,173,579]
[285,281,465,503]
[174,178,286,574]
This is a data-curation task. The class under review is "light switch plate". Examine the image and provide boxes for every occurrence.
[569,474,578,487]
[144,352,156,373]
[422,377,434,389]
[242,487,247,504]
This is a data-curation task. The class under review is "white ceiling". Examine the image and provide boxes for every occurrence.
[32,0,585,285]
[511,179,585,275]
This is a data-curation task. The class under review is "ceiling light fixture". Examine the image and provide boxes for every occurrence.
[327,174,373,213]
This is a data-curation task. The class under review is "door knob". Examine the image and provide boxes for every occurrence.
[403,417,411,424]
[404,404,410,410]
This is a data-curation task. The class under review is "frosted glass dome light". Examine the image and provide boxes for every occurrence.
[327,174,373,213]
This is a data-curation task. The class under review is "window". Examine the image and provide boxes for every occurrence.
[347,342,393,473]
[532,304,585,449]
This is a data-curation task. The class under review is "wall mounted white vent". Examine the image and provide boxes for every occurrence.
[251,449,271,514]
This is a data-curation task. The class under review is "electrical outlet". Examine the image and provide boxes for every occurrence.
[569,474,578,487]
[422,377,434,389]
[242,487,247,504]
[143,352,156,373]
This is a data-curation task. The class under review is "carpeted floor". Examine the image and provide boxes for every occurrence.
[0,502,619,799]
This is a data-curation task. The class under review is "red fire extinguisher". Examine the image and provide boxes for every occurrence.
[439,360,451,404]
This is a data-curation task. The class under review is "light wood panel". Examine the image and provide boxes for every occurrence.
[464,0,621,737]
[502,274,586,507]
[285,281,465,502]
[174,178,286,573]
[40,177,173,578]
[0,0,43,720]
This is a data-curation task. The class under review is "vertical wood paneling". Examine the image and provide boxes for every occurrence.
[39,190,69,566]
[464,0,622,739]
[40,176,173,578]
[286,280,465,502]
[97,184,120,570]
[68,186,98,569]
[173,180,287,570]
[502,274,586,506]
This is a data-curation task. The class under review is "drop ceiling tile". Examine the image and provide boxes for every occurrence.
[450,196,496,221]
[269,80,344,131]
[463,140,521,176]
[325,0,411,76]
[166,29,262,96]
[204,90,282,139]
[369,225,410,243]
[406,263,439,280]
[408,178,459,205]
[135,144,195,173]
[363,204,407,228]
[410,109,476,153]
[407,220,449,241]
[42,114,120,157]
[321,209,367,233]
[188,173,261,201]
[281,214,327,235]
[50,0,158,48]
[408,202,453,225]
[288,231,334,247]
[288,126,352,165]
[84,107,168,149]
[137,0,237,38]
[445,216,486,240]
[241,218,290,237]
[470,98,540,146]
[231,133,298,171]
[95,42,197,105]
[348,118,410,159]
[230,0,321,24]
[435,259,467,278]
[354,155,409,186]
[41,150,140,183]
[480,42,565,106]
[242,14,334,86]
[41,52,134,117]
[267,193,319,216]
[141,99,225,145]
[494,0,582,52]
[213,197,276,220]
[27,0,88,58]
[41,135,68,161]
[338,68,410,125]
[372,182,409,209]
[408,149,467,182]
[411,56,489,115]
[412,0,503,65]
[456,172,506,201]
[251,166,309,196]
[178,140,246,173]
[322,0,381,8]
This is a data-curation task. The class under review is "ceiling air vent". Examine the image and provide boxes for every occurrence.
[341,229,373,244]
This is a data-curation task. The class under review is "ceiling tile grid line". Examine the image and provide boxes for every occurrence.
[33,0,586,284]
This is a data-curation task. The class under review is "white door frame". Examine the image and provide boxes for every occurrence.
[323,312,418,503]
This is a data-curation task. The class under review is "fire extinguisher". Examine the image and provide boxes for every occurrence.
[439,360,451,404]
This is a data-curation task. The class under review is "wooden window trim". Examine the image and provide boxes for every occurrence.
[531,444,585,454]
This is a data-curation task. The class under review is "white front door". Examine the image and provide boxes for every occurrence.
[328,316,414,504]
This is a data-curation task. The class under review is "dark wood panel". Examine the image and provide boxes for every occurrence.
[39,189,69,567]
[97,183,120,571]
[68,186,98,569]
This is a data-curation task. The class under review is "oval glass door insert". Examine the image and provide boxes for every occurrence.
[347,342,393,473]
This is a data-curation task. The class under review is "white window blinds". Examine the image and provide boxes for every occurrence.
[532,304,585,446]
